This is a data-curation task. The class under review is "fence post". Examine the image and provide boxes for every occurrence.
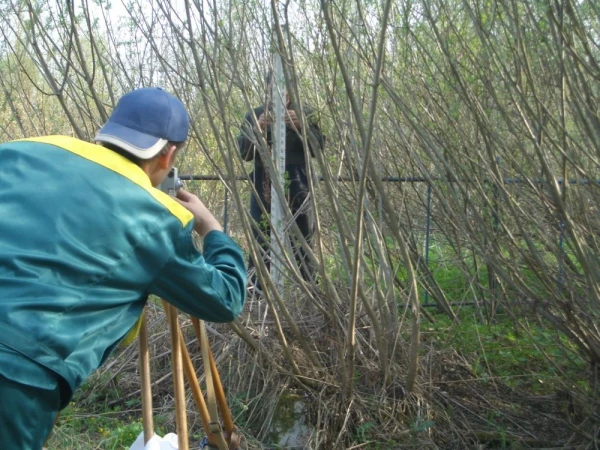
[558,178,564,292]
[490,170,499,307]
[424,183,432,304]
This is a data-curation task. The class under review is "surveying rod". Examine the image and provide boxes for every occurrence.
[270,53,287,293]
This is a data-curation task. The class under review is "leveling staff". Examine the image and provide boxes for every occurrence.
[0,87,247,449]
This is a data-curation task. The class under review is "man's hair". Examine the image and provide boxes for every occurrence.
[102,141,185,166]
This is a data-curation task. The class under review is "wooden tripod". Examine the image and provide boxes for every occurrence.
[139,303,241,450]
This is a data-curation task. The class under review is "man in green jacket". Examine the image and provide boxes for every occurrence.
[0,87,247,449]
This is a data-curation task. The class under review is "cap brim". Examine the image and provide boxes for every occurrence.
[95,121,168,159]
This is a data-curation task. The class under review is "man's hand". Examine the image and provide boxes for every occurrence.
[174,190,223,237]
[285,109,301,131]
[260,109,302,131]
[258,113,271,131]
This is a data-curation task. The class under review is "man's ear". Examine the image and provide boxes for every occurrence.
[158,145,178,170]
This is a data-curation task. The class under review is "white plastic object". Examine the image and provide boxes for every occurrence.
[129,431,180,450]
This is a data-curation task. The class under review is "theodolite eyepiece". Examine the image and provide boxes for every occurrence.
[158,167,182,196]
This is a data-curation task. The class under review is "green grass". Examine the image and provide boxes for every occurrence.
[47,406,142,449]
[47,406,181,449]
[46,379,174,450]
[423,307,589,395]
[390,238,587,304]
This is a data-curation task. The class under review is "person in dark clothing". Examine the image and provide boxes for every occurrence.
[237,86,324,289]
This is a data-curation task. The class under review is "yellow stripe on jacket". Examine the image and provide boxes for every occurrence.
[21,135,193,227]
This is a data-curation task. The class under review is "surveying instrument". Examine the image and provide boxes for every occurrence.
[157,167,183,196]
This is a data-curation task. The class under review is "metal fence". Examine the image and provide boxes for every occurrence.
[181,174,595,305]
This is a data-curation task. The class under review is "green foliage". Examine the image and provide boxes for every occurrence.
[354,420,376,441]
[229,392,250,429]
[48,403,171,450]
[411,419,435,434]
[47,368,171,449]
[104,422,143,448]
[425,308,589,395]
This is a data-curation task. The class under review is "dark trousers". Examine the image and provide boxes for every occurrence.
[0,374,61,449]
[248,165,315,287]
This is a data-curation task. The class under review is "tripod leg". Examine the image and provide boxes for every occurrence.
[193,318,235,449]
[178,328,221,448]
[139,308,154,444]
[164,301,189,450]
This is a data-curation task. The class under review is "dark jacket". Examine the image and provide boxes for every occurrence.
[237,105,324,168]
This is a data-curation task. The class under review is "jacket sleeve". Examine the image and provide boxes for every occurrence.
[237,111,258,162]
[148,229,247,322]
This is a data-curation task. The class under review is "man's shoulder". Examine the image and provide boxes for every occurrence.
[6,135,88,148]
[301,104,316,114]
[241,106,265,122]
[300,105,320,124]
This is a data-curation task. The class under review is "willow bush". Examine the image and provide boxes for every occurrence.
[0,0,598,446]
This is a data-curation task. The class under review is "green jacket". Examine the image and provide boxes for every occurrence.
[0,136,246,406]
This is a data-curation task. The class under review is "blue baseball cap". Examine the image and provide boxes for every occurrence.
[95,87,189,159]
